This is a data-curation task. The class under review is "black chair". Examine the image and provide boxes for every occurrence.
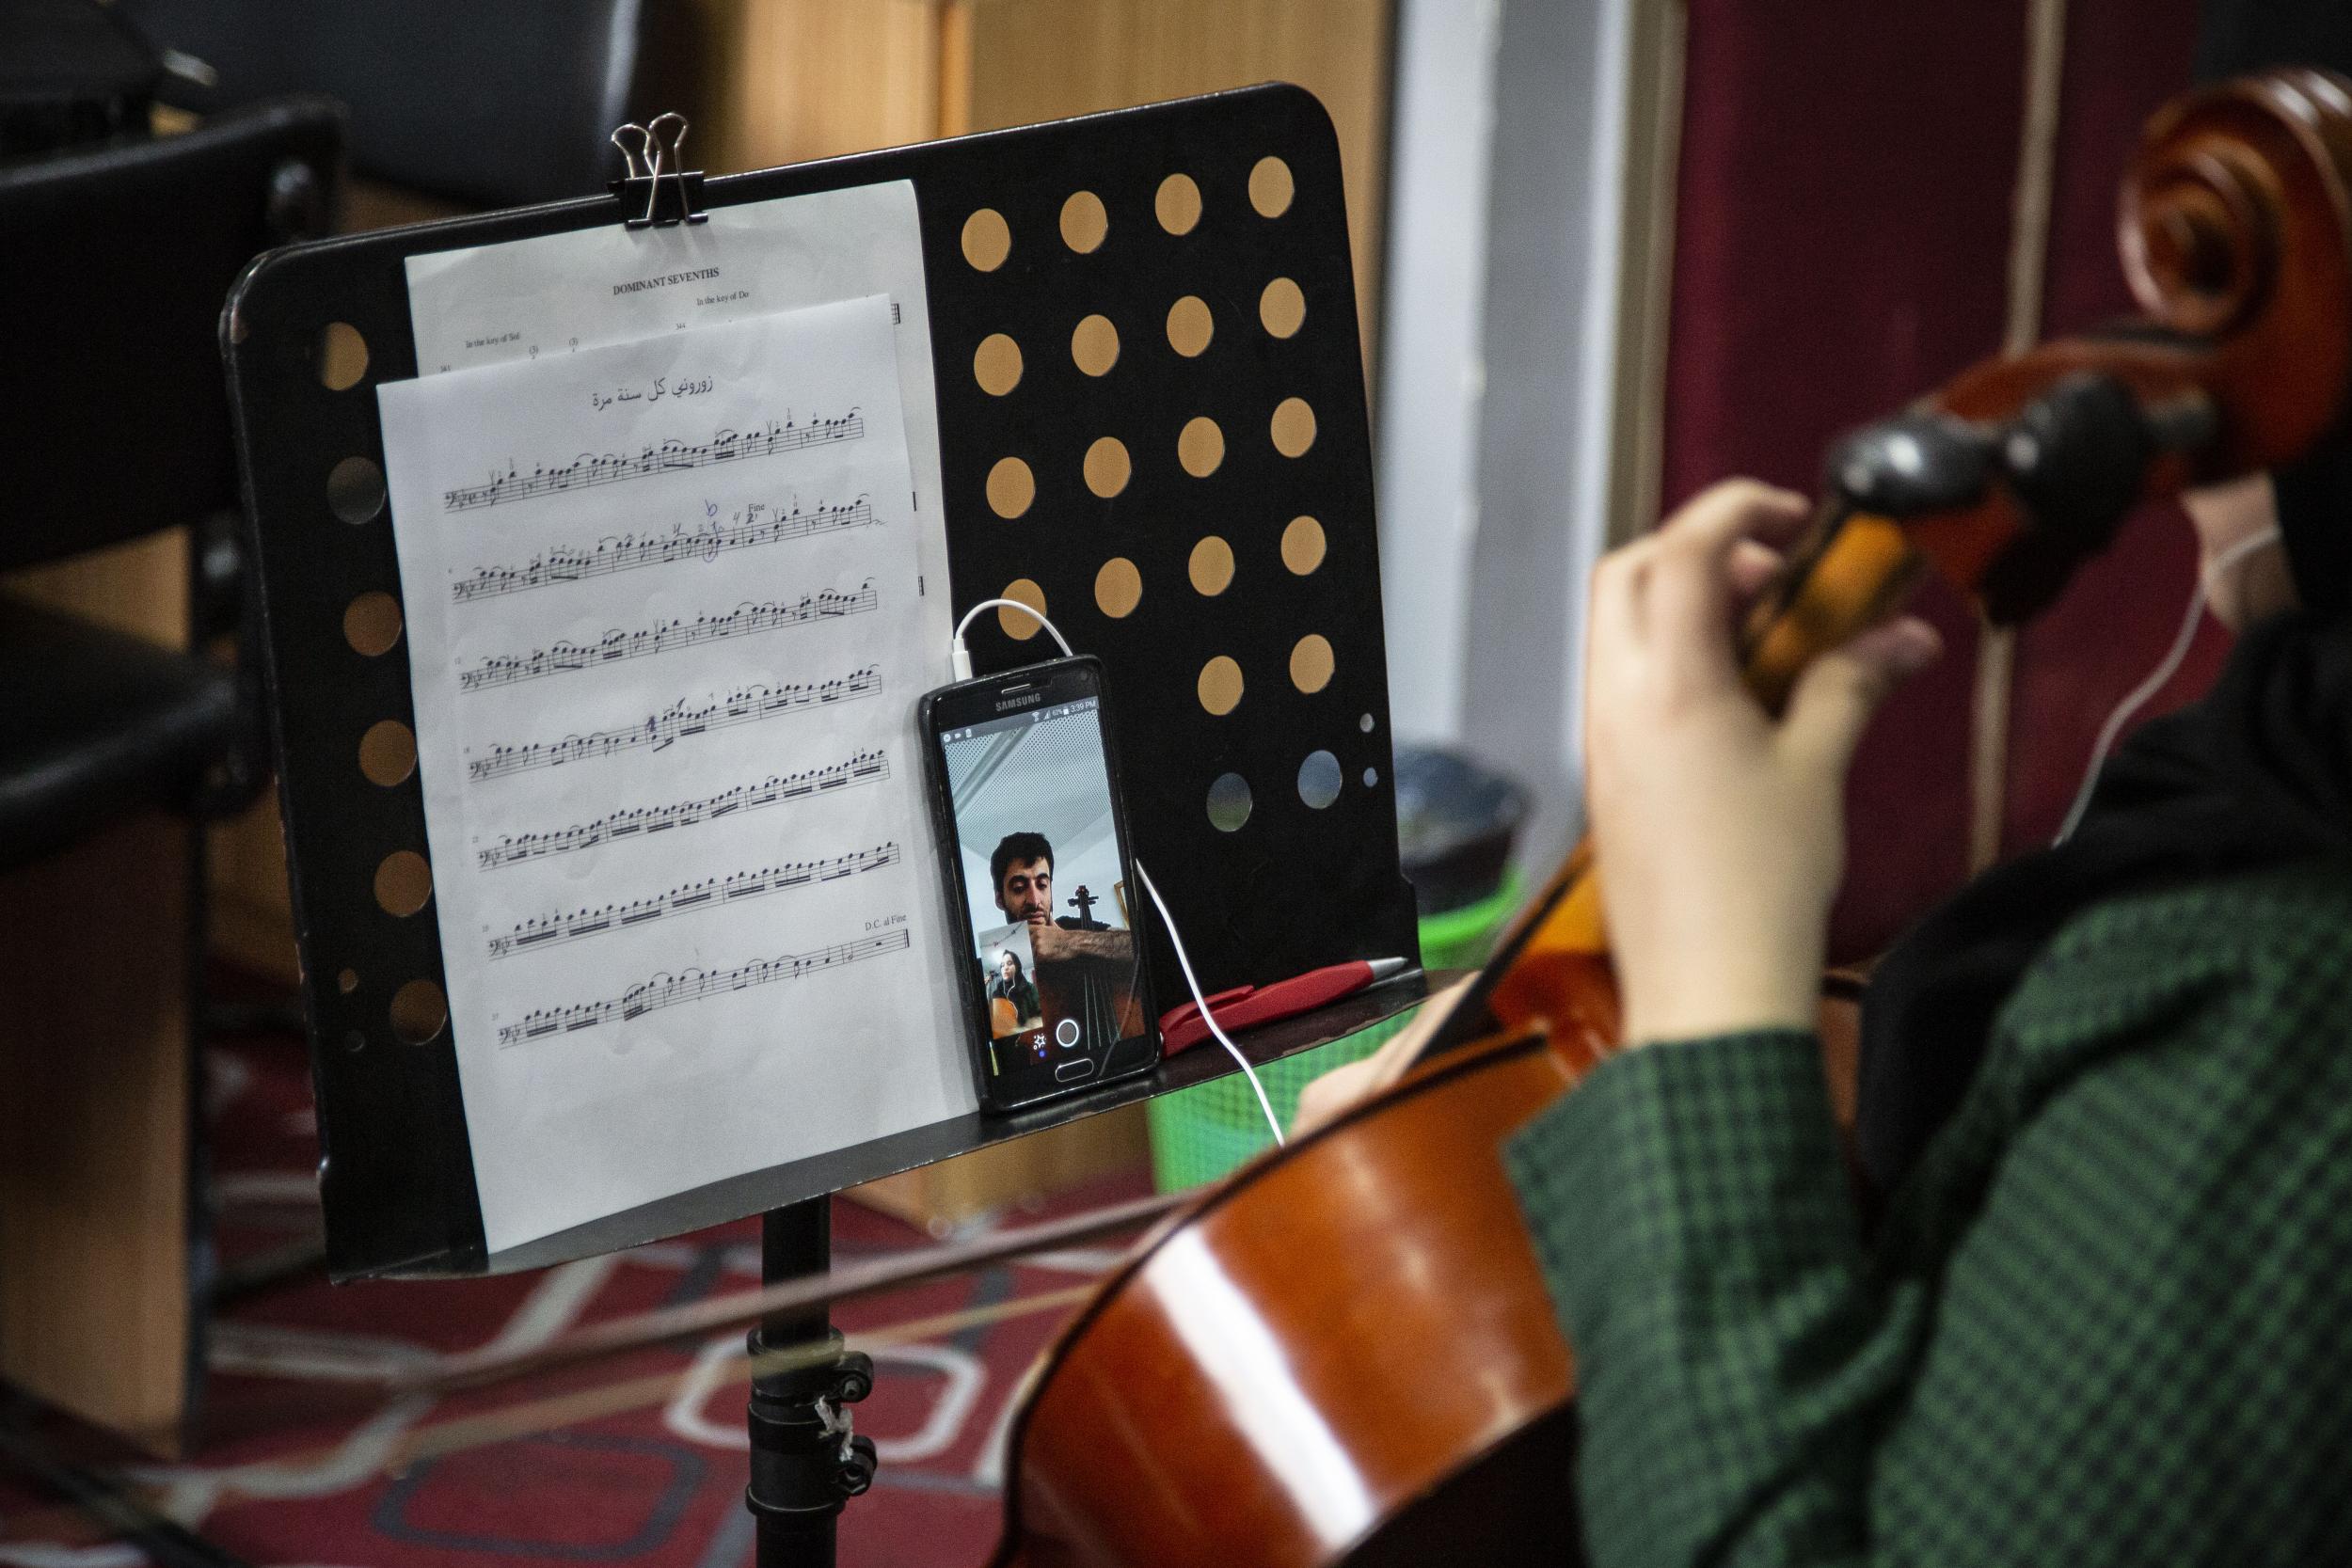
[1,96,343,869]
[0,91,342,1470]
[118,0,645,207]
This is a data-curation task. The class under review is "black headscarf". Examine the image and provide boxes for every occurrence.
[1851,0,2352,1201]
[1854,604,2352,1197]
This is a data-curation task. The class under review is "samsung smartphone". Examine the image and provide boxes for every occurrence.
[919,657,1158,1111]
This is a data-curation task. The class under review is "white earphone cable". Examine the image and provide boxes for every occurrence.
[1134,860,1284,1148]
[2053,527,2280,845]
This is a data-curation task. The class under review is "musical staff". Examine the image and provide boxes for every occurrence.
[476,750,891,869]
[496,927,910,1045]
[488,842,899,959]
[451,497,877,603]
[444,411,865,512]
[458,583,877,692]
[467,666,881,782]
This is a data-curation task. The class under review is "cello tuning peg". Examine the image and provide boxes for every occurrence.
[1827,410,1997,518]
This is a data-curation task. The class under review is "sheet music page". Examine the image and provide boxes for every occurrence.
[398,181,951,690]
[377,294,972,1251]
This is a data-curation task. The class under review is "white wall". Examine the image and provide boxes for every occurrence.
[1375,0,1639,868]
[1375,0,1503,749]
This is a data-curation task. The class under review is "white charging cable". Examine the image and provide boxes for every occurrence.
[2053,526,2280,845]
[947,599,1286,1147]
[950,598,1072,679]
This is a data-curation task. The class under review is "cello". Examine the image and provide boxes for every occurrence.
[985,68,2352,1568]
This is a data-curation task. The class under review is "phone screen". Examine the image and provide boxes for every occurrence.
[933,676,1152,1100]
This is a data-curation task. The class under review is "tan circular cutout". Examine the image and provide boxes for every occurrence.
[1071,314,1120,376]
[961,208,1011,271]
[1155,173,1202,235]
[1249,156,1295,218]
[1198,656,1245,716]
[1094,557,1142,618]
[337,967,359,995]
[390,979,448,1045]
[358,720,417,786]
[1281,515,1327,575]
[1178,416,1226,478]
[1260,277,1307,338]
[1060,190,1108,253]
[1166,295,1214,357]
[998,578,1049,641]
[1290,633,1335,693]
[342,592,403,656]
[1271,397,1318,458]
[1188,536,1235,596]
[974,333,1024,395]
[320,322,369,391]
[986,457,1035,519]
[327,455,385,525]
[374,849,433,917]
[1084,436,1132,499]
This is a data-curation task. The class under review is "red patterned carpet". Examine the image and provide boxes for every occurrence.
[2,1011,1149,1568]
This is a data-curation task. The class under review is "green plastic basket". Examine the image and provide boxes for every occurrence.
[1146,866,1523,1192]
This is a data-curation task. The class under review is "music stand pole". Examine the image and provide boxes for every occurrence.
[746,1198,876,1567]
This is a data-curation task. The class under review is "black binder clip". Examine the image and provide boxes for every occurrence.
[610,112,707,229]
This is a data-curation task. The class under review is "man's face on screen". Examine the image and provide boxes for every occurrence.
[996,858,1053,926]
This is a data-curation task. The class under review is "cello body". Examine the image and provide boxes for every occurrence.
[990,1015,1590,1568]
[989,69,2352,1568]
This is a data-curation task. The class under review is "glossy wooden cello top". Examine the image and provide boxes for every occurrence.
[989,69,2352,1568]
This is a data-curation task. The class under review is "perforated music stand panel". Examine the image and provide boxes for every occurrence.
[225,85,1418,1277]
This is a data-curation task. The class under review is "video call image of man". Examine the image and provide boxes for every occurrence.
[978,830,1144,1056]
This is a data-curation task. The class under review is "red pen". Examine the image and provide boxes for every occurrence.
[1157,957,1413,1056]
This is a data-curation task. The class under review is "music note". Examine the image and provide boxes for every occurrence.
[457,583,878,692]
[443,410,866,512]
[496,927,911,1045]
[450,496,877,602]
[488,843,900,958]
[465,666,882,782]
[475,750,891,869]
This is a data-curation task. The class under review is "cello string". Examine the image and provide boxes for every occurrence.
[397,1285,1095,1466]
[96,1190,1188,1465]
[0,1287,1097,1550]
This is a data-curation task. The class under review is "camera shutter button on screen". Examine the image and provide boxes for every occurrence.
[1056,1018,1081,1048]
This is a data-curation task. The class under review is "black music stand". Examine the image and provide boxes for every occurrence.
[224,85,1424,1564]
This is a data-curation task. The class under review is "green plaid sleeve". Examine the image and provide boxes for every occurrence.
[1502,863,2352,1568]
[1504,1033,1910,1566]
